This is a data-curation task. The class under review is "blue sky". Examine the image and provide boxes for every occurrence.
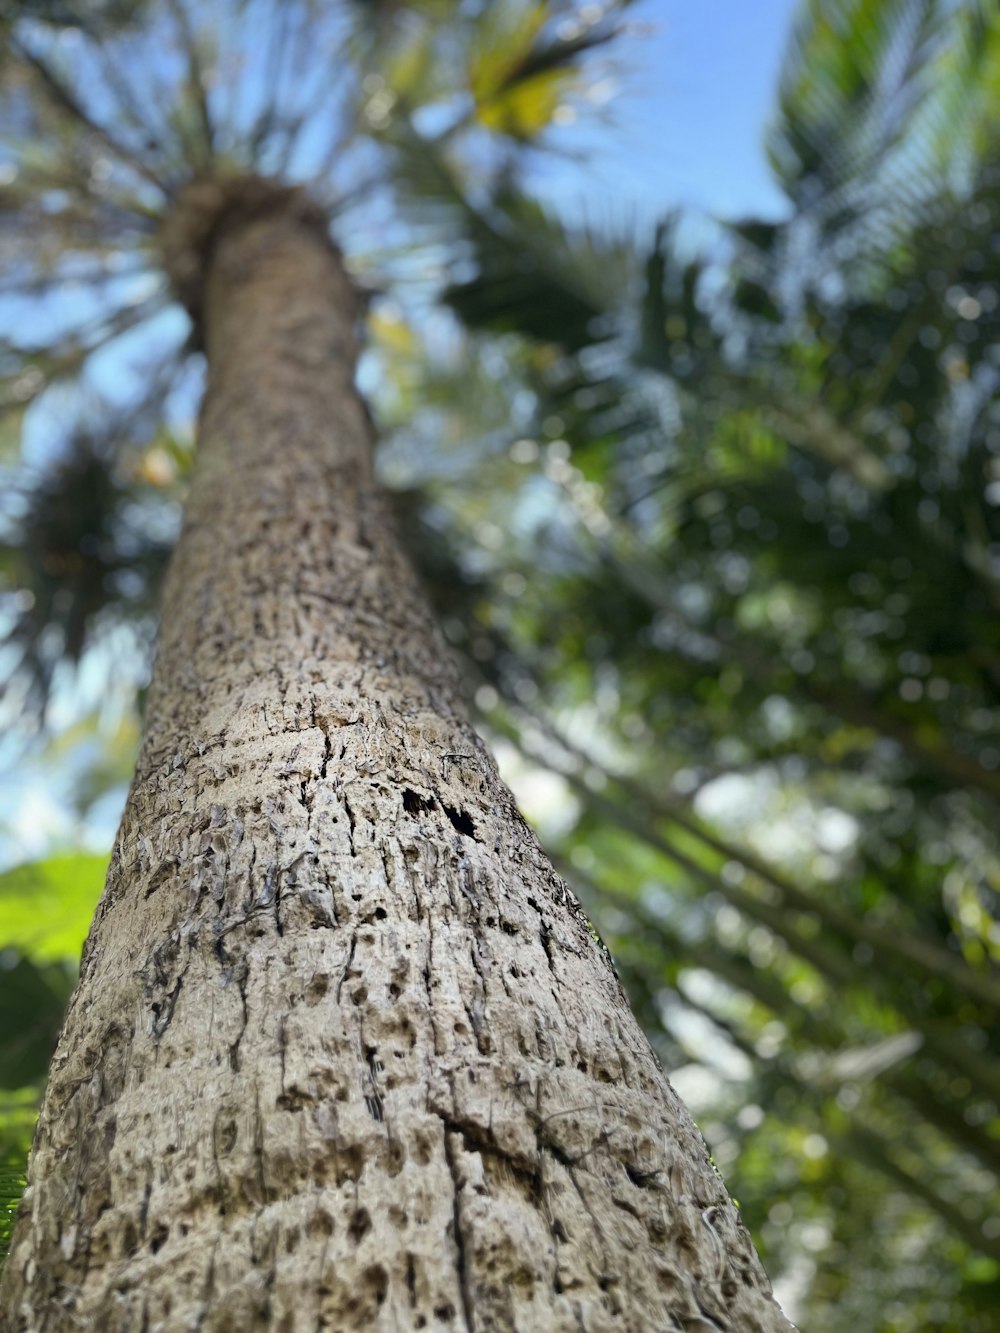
[637,0,800,217]
[535,0,800,224]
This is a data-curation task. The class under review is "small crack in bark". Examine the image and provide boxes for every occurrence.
[228,964,250,1071]
[277,1013,287,1097]
[151,968,186,1039]
[443,1130,475,1333]
[423,911,443,1059]
[336,930,358,1004]
[344,795,357,856]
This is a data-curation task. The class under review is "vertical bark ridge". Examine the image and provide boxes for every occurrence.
[1,182,791,1332]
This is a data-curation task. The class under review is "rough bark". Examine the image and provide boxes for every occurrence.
[1,179,791,1332]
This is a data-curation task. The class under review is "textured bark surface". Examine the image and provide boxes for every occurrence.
[1,181,791,1333]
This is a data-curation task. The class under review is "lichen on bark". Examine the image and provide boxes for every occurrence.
[0,179,791,1332]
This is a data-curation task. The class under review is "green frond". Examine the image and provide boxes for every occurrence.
[1,406,180,719]
[443,186,634,349]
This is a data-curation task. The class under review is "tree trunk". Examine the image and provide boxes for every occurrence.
[1,179,790,1333]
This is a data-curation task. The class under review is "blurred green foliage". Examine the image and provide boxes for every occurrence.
[1,0,998,1327]
[0,855,103,1260]
[0,854,107,962]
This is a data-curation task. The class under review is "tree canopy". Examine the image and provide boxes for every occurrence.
[1,1,999,1328]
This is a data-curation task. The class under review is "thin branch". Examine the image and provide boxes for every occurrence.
[91,33,175,172]
[247,1,294,159]
[11,38,170,197]
[531,705,1000,1011]
[0,291,169,400]
[165,0,215,169]
[0,255,152,300]
[559,762,1000,1102]
[851,1123,1000,1262]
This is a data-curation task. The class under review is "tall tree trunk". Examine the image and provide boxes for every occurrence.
[1,179,790,1332]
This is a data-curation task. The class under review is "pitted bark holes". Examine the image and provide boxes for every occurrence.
[402,788,433,815]
[443,803,476,838]
[402,787,478,839]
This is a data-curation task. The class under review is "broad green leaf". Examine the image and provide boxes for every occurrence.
[475,68,568,137]
[468,2,548,104]
[0,853,107,963]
